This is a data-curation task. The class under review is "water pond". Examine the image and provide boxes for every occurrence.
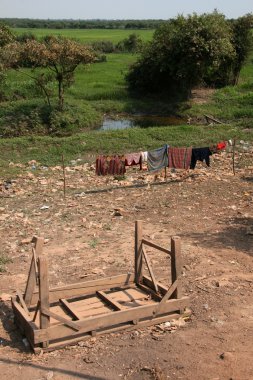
[99,115,187,131]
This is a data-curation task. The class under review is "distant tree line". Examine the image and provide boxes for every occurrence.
[0,18,165,30]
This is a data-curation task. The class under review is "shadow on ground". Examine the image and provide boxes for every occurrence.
[183,216,253,256]
[0,357,106,380]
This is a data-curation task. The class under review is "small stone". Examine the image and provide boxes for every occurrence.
[45,371,54,380]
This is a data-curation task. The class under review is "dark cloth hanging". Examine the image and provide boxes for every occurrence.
[147,145,168,172]
[96,155,126,176]
[190,147,213,169]
[168,147,192,169]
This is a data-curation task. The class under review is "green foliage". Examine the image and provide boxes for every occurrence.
[0,100,102,137]
[230,14,253,85]
[2,36,96,109]
[91,40,115,53]
[116,33,143,53]
[0,23,14,47]
[127,12,236,97]
[0,253,12,273]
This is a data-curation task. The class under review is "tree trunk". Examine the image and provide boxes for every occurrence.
[58,77,64,110]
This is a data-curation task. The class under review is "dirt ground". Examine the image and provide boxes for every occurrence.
[0,149,253,380]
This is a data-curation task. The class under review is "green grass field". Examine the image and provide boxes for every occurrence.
[12,28,154,44]
[0,28,253,172]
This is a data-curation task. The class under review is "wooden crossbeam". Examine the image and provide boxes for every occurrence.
[17,290,30,316]
[24,237,44,307]
[96,291,123,311]
[153,279,179,317]
[32,300,40,322]
[41,308,81,331]
[142,245,159,293]
[142,239,171,256]
[60,298,82,320]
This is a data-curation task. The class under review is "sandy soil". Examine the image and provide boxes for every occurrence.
[0,150,253,380]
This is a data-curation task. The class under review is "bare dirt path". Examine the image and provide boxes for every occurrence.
[0,151,253,380]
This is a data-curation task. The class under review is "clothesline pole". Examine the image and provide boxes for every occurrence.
[232,138,236,176]
[61,154,66,199]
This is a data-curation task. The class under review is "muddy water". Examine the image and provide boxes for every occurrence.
[99,115,187,130]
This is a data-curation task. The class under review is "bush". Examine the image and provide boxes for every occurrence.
[127,12,236,98]
[91,40,115,53]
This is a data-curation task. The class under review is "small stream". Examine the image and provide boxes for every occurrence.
[99,115,187,131]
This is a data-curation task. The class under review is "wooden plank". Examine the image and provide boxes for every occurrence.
[143,275,168,296]
[30,273,135,305]
[135,220,143,284]
[33,305,74,327]
[60,298,83,320]
[142,239,171,256]
[24,237,44,307]
[12,298,36,348]
[41,308,81,331]
[97,291,123,311]
[153,279,179,317]
[17,290,30,316]
[38,256,50,348]
[142,246,159,293]
[72,306,111,319]
[108,288,151,303]
[32,301,40,323]
[69,297,109,312]
[122,299,156,308]
[171,237,182,300]
[37,312,183,352]
[33,297,190,344]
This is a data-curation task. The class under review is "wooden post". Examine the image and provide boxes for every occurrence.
[232,138,236,176]
[62,154,66,199]
[170,236,182,300]
[135,220,143,284]
[38,256,50,348]
[24,237,44,307]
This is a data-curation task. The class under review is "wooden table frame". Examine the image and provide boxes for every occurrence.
[12,221,190,352]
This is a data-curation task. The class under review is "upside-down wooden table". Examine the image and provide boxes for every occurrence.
[12,220,190,352]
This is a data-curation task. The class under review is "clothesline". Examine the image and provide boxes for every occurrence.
[96,141,227,176]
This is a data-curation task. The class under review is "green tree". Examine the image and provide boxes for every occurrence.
[0,23,14,47]
[230,14,253,85]
[0,24,15,100]
[3,36,96,109]
[127,12,236,98]
[116,33,143,53]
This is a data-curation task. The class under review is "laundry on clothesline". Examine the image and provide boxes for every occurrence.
[147,145,169,172]
[141,151,148,162]
[95,141,227,175]
[190,147,213,169]
[125,153,142,169]
[96,155,126,176]
[168,147,192,170]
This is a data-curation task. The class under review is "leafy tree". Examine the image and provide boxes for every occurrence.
[230,14,253,85]
[3,36,96,109]
[0,23,14,47]
[0,24,15,100]
[127,12,236,98]
[116,33,143,53]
